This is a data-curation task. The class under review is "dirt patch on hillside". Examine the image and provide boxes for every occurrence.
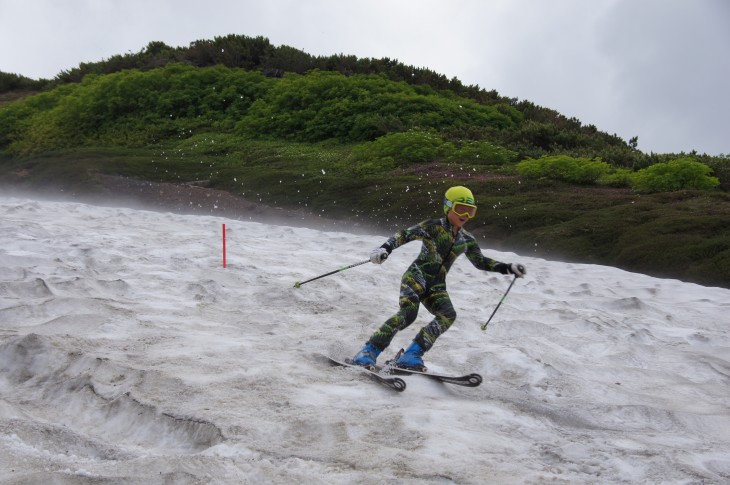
[93,175,377,234]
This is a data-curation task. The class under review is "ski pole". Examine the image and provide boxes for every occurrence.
[481,275,517,331]
[294,258,374,288]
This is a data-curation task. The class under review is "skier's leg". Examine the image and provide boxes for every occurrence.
[352,271,423,367]
[366,272,424,351]
[393,285,456,369]
[413,284,457,351]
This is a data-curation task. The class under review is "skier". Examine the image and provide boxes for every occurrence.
[351,185,526,371]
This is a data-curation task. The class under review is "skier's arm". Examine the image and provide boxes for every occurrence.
[465,236,527,277]
[370,220,432,264]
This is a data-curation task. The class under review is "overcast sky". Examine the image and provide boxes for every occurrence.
[1,0,728,155]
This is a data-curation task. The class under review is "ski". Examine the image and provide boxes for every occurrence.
[320,354,406,392]
[382,350,482,387]
[386,366,482,387]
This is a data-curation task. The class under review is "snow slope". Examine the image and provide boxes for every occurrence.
[1,195,729,484]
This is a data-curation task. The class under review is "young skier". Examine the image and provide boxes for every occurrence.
[352,185,526,370]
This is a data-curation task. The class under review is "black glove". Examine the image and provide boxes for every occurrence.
[496,262,526,277]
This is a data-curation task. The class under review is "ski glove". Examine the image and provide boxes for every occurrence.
[495,262,526,277]
[508,263,526,278]
[370,247,389,264]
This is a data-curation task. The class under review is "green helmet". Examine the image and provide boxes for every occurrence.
[443,186,476,215]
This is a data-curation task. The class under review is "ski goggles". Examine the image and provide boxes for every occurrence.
[449,201,478,218]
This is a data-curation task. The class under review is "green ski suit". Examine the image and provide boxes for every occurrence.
[367,217,512,353]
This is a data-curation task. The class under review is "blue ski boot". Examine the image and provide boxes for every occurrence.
[394,341,427,371]
[351,343,382,368]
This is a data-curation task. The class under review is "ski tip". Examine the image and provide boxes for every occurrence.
[467,373,483,386]
[391,378,407,392]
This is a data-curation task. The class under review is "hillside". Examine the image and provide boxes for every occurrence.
[0,35,729,288]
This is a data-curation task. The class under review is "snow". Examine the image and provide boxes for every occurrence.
[1,194,729,484]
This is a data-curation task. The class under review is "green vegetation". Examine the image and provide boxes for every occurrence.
[1,35,729,288]
[630,158,720,193]
[517,155,612,184]
[517,155,721,193]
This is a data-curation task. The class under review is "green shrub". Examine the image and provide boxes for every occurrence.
[0,64,272,154]
[355,131,444,163]
[448,140,517,165]
[516,155,611,184]
[630,158,720,193]
[236,71,518,142]
[703,155,730,191]
[598,168,633,187]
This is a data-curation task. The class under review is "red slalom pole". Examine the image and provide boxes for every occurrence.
[222,223,227,268]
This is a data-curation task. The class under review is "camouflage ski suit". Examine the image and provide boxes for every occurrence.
[367,217,510,352]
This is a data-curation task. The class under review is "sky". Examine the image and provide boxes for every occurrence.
[1,0,728,156]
